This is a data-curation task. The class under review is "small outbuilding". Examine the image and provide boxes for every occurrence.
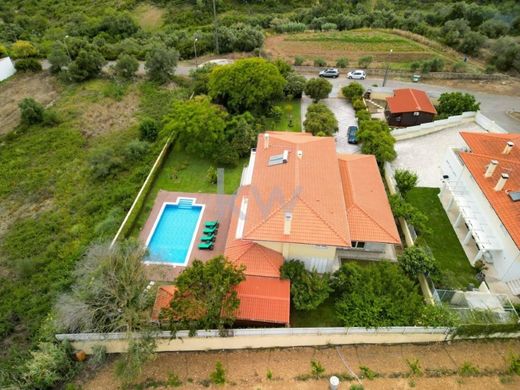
[385,88,436,127]
[0,57,16,81]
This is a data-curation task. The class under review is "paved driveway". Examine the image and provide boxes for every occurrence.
[302,76,359,153]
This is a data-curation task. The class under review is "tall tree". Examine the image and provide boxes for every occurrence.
[145,43,179,84]
[168,256,245,334]
[208,58,286,113]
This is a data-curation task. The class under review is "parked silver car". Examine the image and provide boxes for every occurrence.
[319,68,340,78]
[347,70,367,80]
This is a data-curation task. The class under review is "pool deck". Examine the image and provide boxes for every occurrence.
[139,190,236,281]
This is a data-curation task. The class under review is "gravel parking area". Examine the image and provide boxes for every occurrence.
[392,123,486,188]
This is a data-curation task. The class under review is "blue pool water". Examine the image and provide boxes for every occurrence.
[147,200,203,264]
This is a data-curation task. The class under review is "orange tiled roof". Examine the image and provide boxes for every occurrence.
[242,132,351,247]
[459,132,520,248]
[151,285,177,321]
[224,186,284,278]
[235,276,290,324]
[338,154,401,244]
[386,88,437,115]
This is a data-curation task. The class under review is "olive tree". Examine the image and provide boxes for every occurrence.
[145,43,179,84]
[114,53,139,79]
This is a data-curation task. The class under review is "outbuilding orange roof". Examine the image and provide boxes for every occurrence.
[459,132,520,248]
[235,276,290,325]
[386,88,437,115]
[338,154,401,244]
[242,132,351,247]
[151,285,177,321]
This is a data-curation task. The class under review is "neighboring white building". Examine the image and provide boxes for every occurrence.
[0,57,16,81]
[440,132,520,296]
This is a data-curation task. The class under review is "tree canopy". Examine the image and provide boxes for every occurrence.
[145,43,179,84]
[303,102,338,136]
[208,58,286,113]
[163,96,228,161]
[168,256,245,334]
[398,246,438,279]
[304,77,332,102]
[342,82,364,101]
[357,119,396,164]
[436,92,480,117]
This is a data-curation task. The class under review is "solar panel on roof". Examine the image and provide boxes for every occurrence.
[268,154,284,166]
[509,191,520,202]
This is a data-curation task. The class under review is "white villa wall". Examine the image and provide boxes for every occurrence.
[0,57,16,81]
[441,149,520,282]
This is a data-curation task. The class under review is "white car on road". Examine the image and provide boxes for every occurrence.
[347,70,366,80]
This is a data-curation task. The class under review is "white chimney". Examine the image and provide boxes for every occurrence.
[264,133,270,149]
[283,212,292,235]
[297,150,303,159]
[282,149,289,163]
[484,160,498,178]
[494,173,509,191]
[502,141,514,155]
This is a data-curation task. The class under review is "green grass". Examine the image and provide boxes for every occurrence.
[130,146,245,236]
[267,99,302,132]
[290,296,342,327]
[406,187,477,289]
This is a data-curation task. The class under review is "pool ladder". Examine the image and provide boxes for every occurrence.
[177,198,194,209]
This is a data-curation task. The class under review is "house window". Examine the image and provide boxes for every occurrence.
[352,241,365,249]
[413,111,420,116]
[314,245,328,249]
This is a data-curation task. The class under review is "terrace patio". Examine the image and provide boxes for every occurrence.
[139,190,235,281]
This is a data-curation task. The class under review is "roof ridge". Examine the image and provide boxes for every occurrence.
[410,89,421,111]
[243,194,296,238]
[349,203,400,243]
[297,195,350,246]
[460,151,520,166]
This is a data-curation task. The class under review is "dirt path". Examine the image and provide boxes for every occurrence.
[82,340,520,389]
[0,72,61,134]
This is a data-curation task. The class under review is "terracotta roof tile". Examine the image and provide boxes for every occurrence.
[235,276,290,324]
[243,132,351,247]
[386,88,436,115]
[151,285,177,321]
[338,154,400,244]
[459,132,520,248]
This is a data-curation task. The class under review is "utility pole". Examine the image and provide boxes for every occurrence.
[212,0,219,55]
[382,49,393,87]
[193,38,199,66]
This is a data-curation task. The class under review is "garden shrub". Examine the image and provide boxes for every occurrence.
[207,166,218,184]
[284,73,307,98]
[336,57,349,68]
[11,40,38,58]
[304,77,332,102]
[332,262,425,327]
[23,342,75,389]
[357,119,396,164]
[139,118,159,142]
[358,56,373,68]
[322,23,337,31]
[145,43,179,84]
[416,303,460,327]
[394,169,418,196]
[398,246,438,279]
[294,55,304,66]
[280,260,331,311]
[389,194,431,235]
[68,46,105,82]
[15,58,42,72]
[210,361,226,385]
[303,102,338,136]
[114,53,139,79]
[19,97,44,125]
[436,92,480,117]
[342,82,364,101]
[351,98,366,112]
[314,57,327,67]
[89,148,124,180]
[124,140,149,162]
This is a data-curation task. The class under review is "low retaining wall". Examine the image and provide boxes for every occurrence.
[56,327,451,354]
[391,111,508,141]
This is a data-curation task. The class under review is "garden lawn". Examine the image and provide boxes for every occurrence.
[130,146,245,235]
[268,99,302,132]
[290,296,342,328]
[406,187,476,289]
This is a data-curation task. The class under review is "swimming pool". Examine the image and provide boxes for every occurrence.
[145,198,204,265]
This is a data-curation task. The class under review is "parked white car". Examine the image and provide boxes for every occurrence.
[347,70,366,80]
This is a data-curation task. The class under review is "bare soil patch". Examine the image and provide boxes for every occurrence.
[0,72,61,134]
[413,77,520,97]
[79,91,140,137]
[133,4,165,32]
[81,340,520,389]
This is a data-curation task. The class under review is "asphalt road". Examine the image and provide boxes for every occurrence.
[40,59,520,133]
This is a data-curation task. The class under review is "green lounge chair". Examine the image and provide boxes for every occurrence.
[200,234,215,242]
[198,242,214,250]
[203,227,217,235]
[205,221,219,228]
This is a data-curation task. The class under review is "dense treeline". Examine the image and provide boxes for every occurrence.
[1,1,520,72]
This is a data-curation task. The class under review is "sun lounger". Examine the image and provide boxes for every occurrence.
[200,234,215,242]
[198,242,214,250]
[205,221,219,228]
[203,227,217,235]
